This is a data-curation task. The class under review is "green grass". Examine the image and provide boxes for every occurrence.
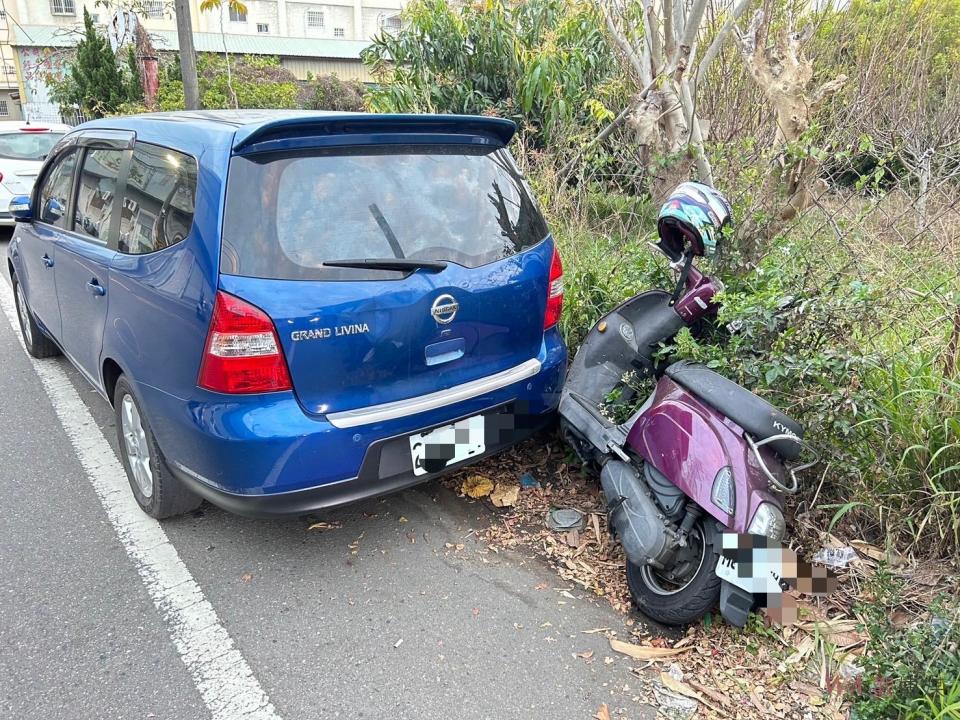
[540,177,960,557]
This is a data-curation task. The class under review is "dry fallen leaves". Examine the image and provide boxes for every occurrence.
[444,438,959,720]
[490,483,520,507]
[307,521,342,532]
[610,638,689,659]
[461,474,494,499]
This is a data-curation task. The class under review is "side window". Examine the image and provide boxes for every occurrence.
[37,149,78,229]
[118,142,197,255]
[74,148,125,244]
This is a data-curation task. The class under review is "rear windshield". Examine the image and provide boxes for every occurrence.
[220,145,549,280]
[0,132,64,160]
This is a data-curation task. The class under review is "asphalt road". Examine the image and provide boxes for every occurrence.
[0,233,652,720]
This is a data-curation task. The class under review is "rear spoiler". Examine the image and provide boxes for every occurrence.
[231,113,517,155]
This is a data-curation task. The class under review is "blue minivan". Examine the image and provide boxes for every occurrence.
[7,111,567,519]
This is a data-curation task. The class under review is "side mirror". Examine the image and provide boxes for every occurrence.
[9,195,32,223]
[40,198,64,224]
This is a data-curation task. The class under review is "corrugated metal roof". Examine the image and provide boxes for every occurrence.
[11,24,370,60]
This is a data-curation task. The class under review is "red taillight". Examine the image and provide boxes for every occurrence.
[20,126,50,133]
[198,291,292,394]
[544,246,564,330]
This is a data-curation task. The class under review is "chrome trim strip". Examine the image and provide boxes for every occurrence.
[327,358,542,429]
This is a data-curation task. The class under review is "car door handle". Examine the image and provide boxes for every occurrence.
[42,254,54,268]
[86,279,106,297]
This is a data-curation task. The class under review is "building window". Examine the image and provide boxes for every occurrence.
[143,0,165,18]
[333,27,344,37]
[305,10,324,29]
[257,22,269,33]
[0,100,8,117]
[379,13,401,31]
[228,5,247,22]
[50,0,77,15]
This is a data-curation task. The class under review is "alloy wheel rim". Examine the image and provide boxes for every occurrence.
[15,284,32,347]
[639,525,707,596]
[120,394,153,499]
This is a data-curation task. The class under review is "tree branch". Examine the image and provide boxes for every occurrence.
[696,0,752,86]
[674,0,709,66]
[600,0,651,85]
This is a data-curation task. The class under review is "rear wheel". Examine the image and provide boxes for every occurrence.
[114,376,202,519]
[12,276,60,358]
[626,521,721,625]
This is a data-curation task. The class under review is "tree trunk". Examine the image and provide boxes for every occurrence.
[173,0,200,109]
[736,11,846,224]
[219,7,239,109]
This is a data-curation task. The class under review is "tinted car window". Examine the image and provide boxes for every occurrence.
[220,145,548,280]
[0,132,64,160]
[36,148,78,229]
[75,148,124,243]
[118,143,197,255]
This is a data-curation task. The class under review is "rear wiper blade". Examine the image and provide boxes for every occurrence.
[322,258,448,272]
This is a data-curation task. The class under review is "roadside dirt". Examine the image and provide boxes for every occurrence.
[445,431,959,719]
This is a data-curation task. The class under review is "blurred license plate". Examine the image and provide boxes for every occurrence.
[409,415,485,476]
[716,534,789,595]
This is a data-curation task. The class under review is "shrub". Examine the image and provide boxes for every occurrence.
[146,54,300,111]
[48,8,141,117]
[851,568,960,719]
[361,0,623,147]
[299,74,366,111]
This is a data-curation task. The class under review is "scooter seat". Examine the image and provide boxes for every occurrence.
[664,361,804,461]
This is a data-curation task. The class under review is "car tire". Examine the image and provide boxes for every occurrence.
[12,275,60,359]
[113,375,202,519]
[625,520,722,625]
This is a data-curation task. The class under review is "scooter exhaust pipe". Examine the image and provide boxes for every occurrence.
[600,460,676,569]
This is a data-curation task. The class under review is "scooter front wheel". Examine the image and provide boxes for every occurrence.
[626,522,721,625]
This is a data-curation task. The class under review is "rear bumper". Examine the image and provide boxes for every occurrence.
[169,402,553,518]
[139,330,566,516]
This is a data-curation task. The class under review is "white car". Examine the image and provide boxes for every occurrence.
[0,121,70,226]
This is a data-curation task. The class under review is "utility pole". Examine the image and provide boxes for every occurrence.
[174,0,200,110]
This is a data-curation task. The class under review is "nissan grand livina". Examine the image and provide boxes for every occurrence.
[7,111,568,519]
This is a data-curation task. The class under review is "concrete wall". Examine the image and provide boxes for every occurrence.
[280,56,370,82]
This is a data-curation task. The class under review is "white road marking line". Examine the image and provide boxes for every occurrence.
[1,281,282,720]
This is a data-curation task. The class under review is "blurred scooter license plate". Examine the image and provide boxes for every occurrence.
[409,415,485,477]
[715,534,789,595]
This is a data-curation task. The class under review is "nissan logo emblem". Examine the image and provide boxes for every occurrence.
[431,294,459,324]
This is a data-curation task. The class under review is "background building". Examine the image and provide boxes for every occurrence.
[1,0,404,122]
[0,8,22,120]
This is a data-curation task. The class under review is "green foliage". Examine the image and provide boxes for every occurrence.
[199,54,298,109]
[299,74,366,111]
[361,0,623,145]
[147,54,299,111]
[851,568,960,719]
[48,8,140,117]
[125,46,143,105]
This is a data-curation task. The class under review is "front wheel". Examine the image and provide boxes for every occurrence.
[626,521,721,625]
[12,276,60,359]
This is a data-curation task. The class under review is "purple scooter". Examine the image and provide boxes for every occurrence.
[559,186,815,626]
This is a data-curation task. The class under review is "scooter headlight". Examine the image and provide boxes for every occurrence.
[711,466,735,515]
[748,503,786,540]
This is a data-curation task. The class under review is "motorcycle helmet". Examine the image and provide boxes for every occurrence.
[656,182,732,261]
